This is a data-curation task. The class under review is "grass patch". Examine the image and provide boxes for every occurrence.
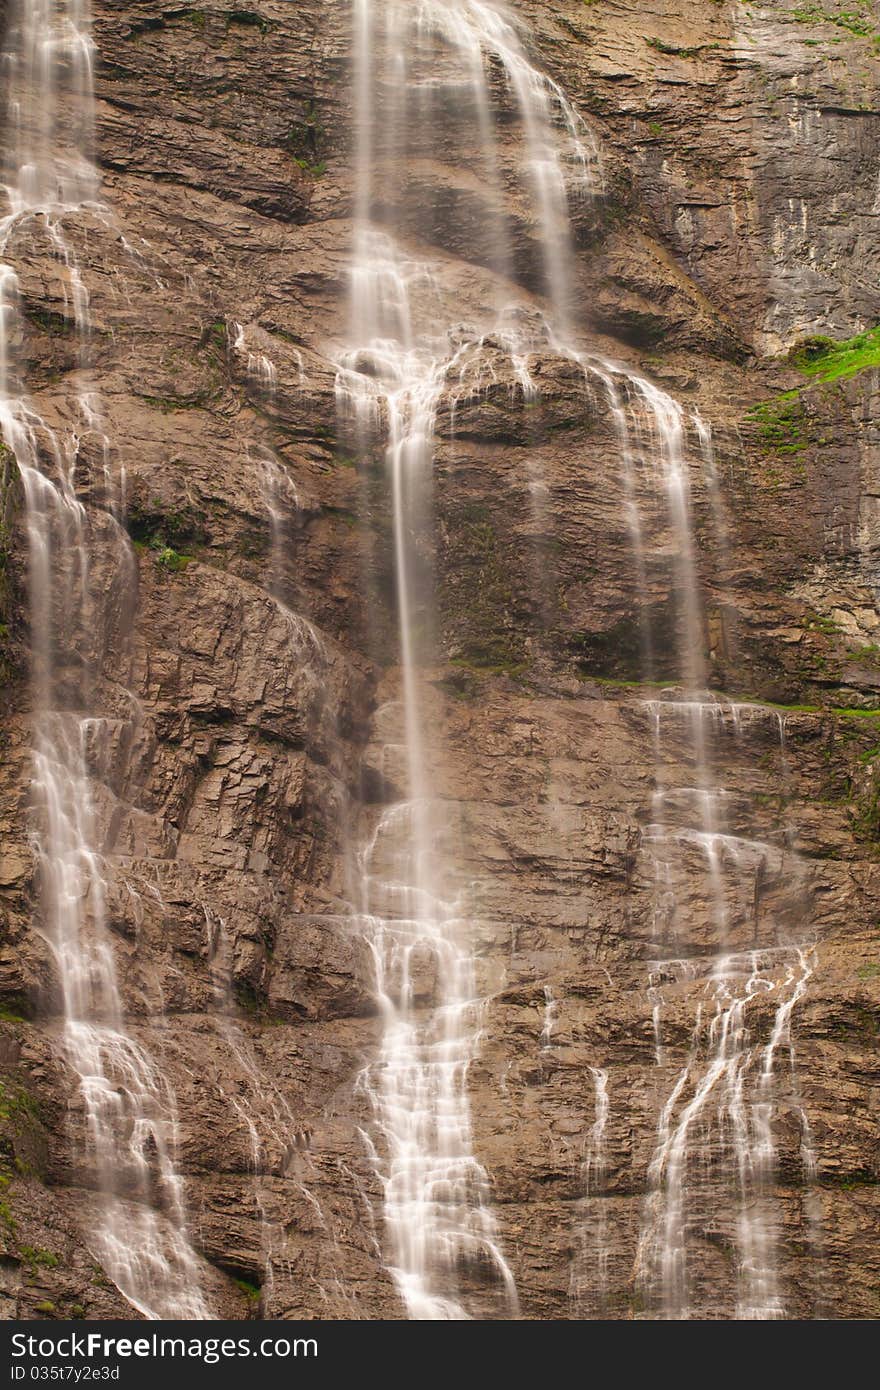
[802,611,841,635]
[695,692,880,720]
[792,6,877,38]
[847,644,880,666]
[789,325,880,383]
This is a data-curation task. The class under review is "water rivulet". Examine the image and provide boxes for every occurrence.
[0,0,207,1318]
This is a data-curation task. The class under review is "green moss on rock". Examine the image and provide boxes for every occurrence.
[746,393,809,455]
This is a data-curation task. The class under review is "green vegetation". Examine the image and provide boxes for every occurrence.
[857,963,880,980]
[155,546,192,572]
[789,325,880,383]
[674,691,880,720]
[445,510,525,676]
[645,36,719,58]
[791,6,877,39]
[227,10,271,35]
[0,1081,39,1123]
[802,611,841,635]
[0,1188,17,1234]
[128,496,208,573]
[285,100,326,175]
[25,306,73,337]
[746,392,808,455]
[34,1302,56,1316]
[234,1278,261,1304]
[823,1172,878,1190]
[852,772,880,841]
[0,1075,43,1221]
[586,675,672,690]
[449,653,526,679]
[132,532,194,570]
[132,534,194,573]
[20,1246,59,1273]
[848,644,880,666]
[746,326,880,482]
[324,506,359,530]
[293,157,327,178]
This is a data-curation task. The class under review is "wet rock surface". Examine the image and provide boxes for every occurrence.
[0,0,877,1319]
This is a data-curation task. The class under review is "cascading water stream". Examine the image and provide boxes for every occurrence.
[569,1067,610,1316]
[1,0,207,1318]
[614,299,818,1320]
[338,196,517,1323]
[337,0,609,1319]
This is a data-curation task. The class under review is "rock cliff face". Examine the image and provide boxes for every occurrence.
[0,0,878,1321]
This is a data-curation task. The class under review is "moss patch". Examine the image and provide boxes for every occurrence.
[127,502,208,557]
[234,1277,261,1304]
[746,392,809,456]
[442,509,525,674]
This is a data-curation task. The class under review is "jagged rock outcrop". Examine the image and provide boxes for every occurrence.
[0,0,877,1320]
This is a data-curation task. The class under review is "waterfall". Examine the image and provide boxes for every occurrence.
[0,0,828,1325]
[337,0,606,1319]
[0,0,208,1319]
[340,2,506,1314]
